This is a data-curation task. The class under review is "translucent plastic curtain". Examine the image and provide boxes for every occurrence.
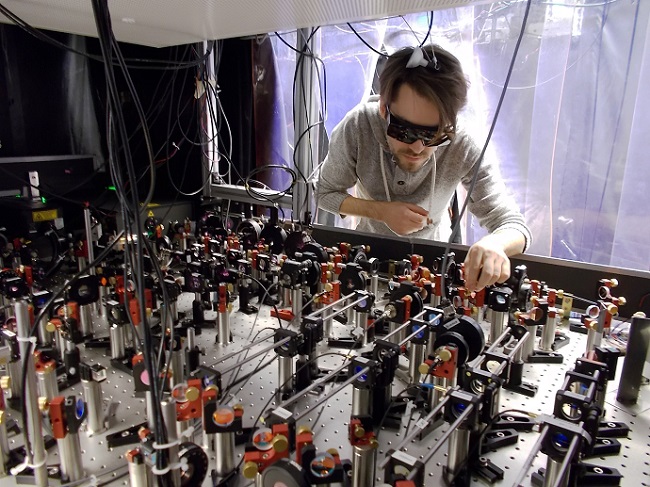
[487,0,650,269]
[253,0,650,270]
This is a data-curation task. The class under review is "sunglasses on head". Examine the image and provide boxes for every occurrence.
[386,106,452,147]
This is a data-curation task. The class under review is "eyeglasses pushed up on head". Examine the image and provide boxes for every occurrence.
[386,106,452,147]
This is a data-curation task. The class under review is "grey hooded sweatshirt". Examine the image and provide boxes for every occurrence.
[316,97,531,249]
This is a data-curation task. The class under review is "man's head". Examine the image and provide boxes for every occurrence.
[379,45,468,172]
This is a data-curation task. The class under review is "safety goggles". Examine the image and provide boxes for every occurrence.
[386,107,452,147]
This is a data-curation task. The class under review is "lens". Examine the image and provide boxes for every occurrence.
[552,432,570,451]
[453,402,467,417]
[561,402,582,421]
[75,398,85,419]
[570,381,590,396]
[485,360,501,374]
[529,307,543,321]
[77,284,90,298]
[598,286,610,299]
[470,379,485,394]
[252,428,274,450]
[309,452,336,478]
[586,305,599,319]
[354,365,368,383]
[412,325,424,340]
[212,406,235,427]
[171,383,188,403]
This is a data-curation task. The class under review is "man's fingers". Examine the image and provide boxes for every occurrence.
[498,259,511,284]
[404,203,429,216]
[466,256,512,291]
[463,248,482,290]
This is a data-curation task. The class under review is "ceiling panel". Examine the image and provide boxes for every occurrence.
[0,0,498,47]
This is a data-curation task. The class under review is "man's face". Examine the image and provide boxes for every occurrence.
[382,84,441,173]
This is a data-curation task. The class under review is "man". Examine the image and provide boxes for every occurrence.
[316,45,531,291]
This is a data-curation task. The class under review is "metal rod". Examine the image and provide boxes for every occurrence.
[511,425,549,487]
[617,314,650,404]
[352,444,376,487]
[60,433,84,482]
[416,403,476,469]
[293,367,370,422]
[408,343,426,383]
[507,330,530,360]
[217,310,230,345]
[549,433,581,487]
[160,399,181,487]
[445,428,470,483]
[382,309,430,342]
[84,206,96,275]
[276,361,349,410]
[208,333,275,367]
[82,379,105,436]
[291,288,303,322]
[14,300,48,486]
[541,315,556,351]
[399,326,428,347]
[307,294,354,321]
[352,386,371,417]
[379,395,451,469]
[489,310,506,343]
[186,327,196,350]
[320,295,371,323]
[214,432,236,476]
[490,358,509,378]
[293,27,320,218]
[485,327,513,354]
[382,321,412,341]
[0,411,10,476]
[219,336,290,375]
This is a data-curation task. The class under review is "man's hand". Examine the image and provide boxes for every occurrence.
[463,234,511,291]
[377,201,429,235]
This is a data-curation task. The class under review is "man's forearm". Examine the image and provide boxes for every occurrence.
[484,228,527,256]
[339,196,384,220]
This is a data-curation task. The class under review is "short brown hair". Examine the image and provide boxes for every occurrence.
[380,45,468,133]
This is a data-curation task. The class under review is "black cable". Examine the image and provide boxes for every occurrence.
[91,2,169,483]
[374,384,422,440]
[165,135,215,196]
[347,23,388,57]
[440,0,533,299]
[420,11,435,47]
[274,31,317,57]
[164,71,224,196]
[222,356,277,393]
[290,27,328,219]
[244,276,284,329]
[215,277,284,402]
[244,165,297,204]
[106,20,156,208]
[460,407,536,482]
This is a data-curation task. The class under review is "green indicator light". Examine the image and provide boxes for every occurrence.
[107,185,117,191]
[40,196,47,204]
[15,193,21,198]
